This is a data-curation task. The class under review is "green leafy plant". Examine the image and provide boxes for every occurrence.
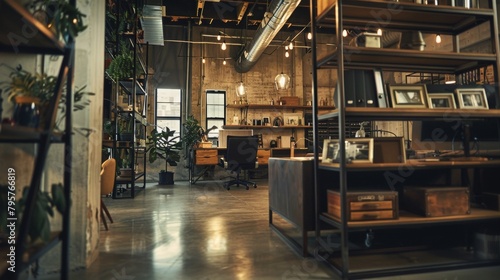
[0,64,57,104]
[1,183,66,244]
[32,0,88,43]
[182,115,203,150]
[147,127,183,172]
[106,49,134,81]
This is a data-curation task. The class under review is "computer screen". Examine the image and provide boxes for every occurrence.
[218,129,253,148]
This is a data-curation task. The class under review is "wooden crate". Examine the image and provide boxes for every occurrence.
[403,187,470,217]
[195,149,219,165]
[327,190,399,221]
[279,96,300,106]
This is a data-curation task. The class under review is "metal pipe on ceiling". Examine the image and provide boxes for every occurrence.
[235,0,301,73]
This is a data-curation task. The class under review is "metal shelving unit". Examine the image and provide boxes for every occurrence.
[0,0,74,278]
[310,0,500,279]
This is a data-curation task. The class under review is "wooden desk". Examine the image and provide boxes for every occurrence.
[189,147,309,184]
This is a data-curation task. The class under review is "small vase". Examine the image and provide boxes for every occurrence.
[13,96,41,128]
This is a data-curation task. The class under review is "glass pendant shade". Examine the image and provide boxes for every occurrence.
[274,73,291,90]
[236,81,246,97]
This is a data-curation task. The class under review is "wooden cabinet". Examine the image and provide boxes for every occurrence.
[309,0,500,278]
[195,149,219,165]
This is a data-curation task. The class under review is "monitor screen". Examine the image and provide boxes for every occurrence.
[218,129,253,148]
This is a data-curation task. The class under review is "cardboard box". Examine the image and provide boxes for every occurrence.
[279,96,300,106]
[327,190,399,221]
[403,187,470,217]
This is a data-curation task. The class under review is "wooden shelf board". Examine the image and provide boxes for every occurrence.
[318,107,500,121]
[319,159,500,171]
[1,231,61,276]
[0,0,64,54]
[317,0,494,34]
[317,47,496,73]
[226,104,335,110]
[222,125,311,129]
[321,208,500,229]
[0,124,64,143]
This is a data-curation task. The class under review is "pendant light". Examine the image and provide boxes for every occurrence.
[275,73,291,90]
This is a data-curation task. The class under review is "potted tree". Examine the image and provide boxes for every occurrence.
[147,127,182,185]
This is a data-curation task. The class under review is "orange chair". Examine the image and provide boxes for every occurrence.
[100,158,116,230]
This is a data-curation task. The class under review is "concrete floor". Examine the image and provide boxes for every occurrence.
[39,179,500,280]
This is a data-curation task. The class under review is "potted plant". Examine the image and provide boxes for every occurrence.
[147,127,182,185]
[182,115,203,151]
[30,0,88,44]
[0,64,57,128]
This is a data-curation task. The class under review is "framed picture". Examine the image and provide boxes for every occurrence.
[283,113,303,126]
[322,138,374,164]
[389,85,428,108]
[428,93,456,109]
[373,137,406,163]
[262,116,271,126]
[455,88,489,109]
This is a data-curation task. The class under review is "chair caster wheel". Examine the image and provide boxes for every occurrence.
[246,186,249,190]
[253,184,257,188]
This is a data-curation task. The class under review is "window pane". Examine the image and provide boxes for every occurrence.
[207,120,224,138]
[157,89,181,117]
[157,119,181,140]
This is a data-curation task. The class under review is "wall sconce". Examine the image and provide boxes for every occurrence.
[275,73,291,90]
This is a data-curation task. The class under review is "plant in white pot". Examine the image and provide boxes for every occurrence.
[147,127,182,185]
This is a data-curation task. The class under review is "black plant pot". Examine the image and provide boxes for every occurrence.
[158,171,174,185]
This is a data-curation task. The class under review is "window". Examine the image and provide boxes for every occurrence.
[156,88,182,140]
[206,90,226,141]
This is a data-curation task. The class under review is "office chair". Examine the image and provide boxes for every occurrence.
[100,158,116,230]
[222,135,259,190]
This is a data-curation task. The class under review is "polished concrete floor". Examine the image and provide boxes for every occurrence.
[41,179,500,279]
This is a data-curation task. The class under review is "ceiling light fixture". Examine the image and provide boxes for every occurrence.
[275,73,291,90]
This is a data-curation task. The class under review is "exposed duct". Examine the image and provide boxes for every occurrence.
[235,0,301,73]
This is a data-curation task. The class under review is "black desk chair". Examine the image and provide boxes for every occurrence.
[222,135,259,190]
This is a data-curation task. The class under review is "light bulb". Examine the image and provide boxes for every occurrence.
[285,51,289,58]
[221,41,227,50]
[236,82,246,97]
[223,59,226,65]
[436,34,442,44]
[217,34,221,41]
[377,28,382,36]
[274,73,291,90]
[202,57,206,64]
[285,45,289,51]
[307,32,312,40]
[289,42,294,50]
[342,29,348,37]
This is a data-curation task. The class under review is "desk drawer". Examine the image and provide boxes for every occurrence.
[196,149,218,165]
[327,190,399,221]
[257,149,270,165]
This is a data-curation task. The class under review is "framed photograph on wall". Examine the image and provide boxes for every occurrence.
[321,138,374,164]
[455,88,489,109]
[428,93,456,109]
[389,85,428,108]
[283,113,303,126]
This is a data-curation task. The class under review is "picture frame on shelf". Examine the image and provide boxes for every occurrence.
[283,112,303,126]
[428,93,456,109]
[455,88,489,109]
[321,138,374,164]
[262,116,271,126]
[389,84,428,108]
